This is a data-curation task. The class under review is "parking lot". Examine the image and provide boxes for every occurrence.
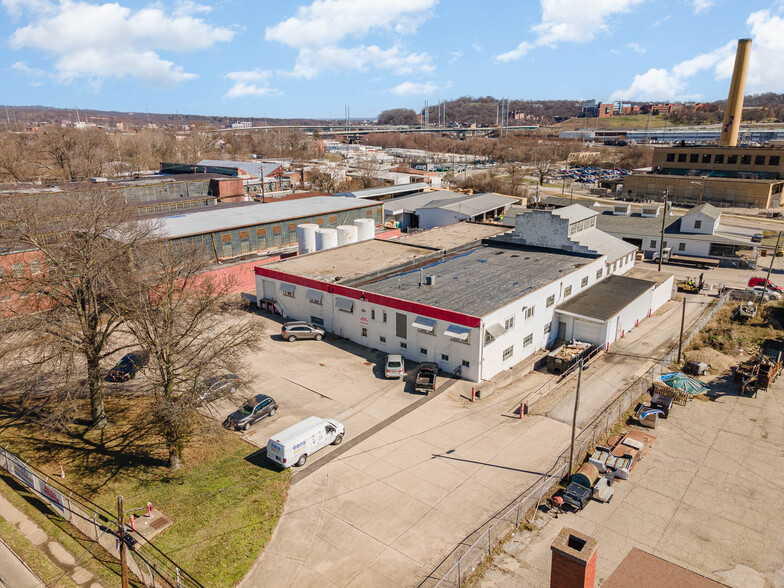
[205,314,425,453]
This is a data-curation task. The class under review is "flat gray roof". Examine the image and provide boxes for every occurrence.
[268,223,506,283]
[420,193,517,215]
[335,183,428,198]
[196,159,279,179]
[362,244,595,317]
[556,275,656,321]
[594,210,750,245]
[157,197,376,239]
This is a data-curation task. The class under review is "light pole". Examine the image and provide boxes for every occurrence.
[690,177,706,205]
[657,189,669,272]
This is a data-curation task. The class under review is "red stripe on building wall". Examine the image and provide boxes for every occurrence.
[255,266,481,328]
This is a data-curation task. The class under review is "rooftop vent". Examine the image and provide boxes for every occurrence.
[641,206,660,218]
[613,204,631,216]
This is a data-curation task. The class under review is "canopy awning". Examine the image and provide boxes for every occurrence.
[412,316,437,333]
[486,323,505,339]
[306,289,323,303]
[335,297,354,312]
[279,282,295,295]
[445,324,472,341]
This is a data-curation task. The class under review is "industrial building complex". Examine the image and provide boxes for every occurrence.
[254,207,671,382]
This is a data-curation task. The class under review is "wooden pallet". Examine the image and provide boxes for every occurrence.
[652,380,689,406]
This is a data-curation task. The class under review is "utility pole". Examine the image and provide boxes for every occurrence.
[567,359,584,484]
[757,231,782,306]
[677,297,686,364]
[117,496,129,588]
[657,189,668,272]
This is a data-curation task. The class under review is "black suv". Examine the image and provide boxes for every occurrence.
[222,394,278,431]
[106,351,149,382]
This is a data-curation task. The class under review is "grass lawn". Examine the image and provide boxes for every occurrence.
[0,395,290,587]
[551,114,678,130]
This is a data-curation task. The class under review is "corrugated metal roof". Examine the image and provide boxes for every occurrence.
[420,193,516,215]
[196,159,280,179]
[556,275,656,321]
[335,182,428,199]
[156,197,375,239]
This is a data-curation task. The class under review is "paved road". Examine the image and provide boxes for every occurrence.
[0,538,41,588]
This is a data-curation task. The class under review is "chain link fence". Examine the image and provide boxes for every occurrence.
[0,446,203,588]
[423,291,730,587]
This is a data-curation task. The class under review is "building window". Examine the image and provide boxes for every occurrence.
[524,306,535,320]
[400,342,407,349]
[650,240,657,248]
[523,334,533,347]
[596,268,603,279]
[770,156,780,166]
[581,276,588,288]
[741,154,752,165]
[546,295,555,308]
[29,261,42,275]
[544,322,552,335]
[485,332,495,345]
[420,347,427,355]
[441,353,449,361]
[728,154,738,164]
[689,153,699,163]
[502,346,514,361]
[311,316,324,326]
[12,263,24,277]
[371,309,376,320]
[462,360,470,368]
[715,154,725,164]
[678,242,686,251]
[382,310,388,323]
[380,336,387,342]
[504,316,515,330]
[665,153,675,162]
[694,220,702,229]
[702,154,712,164]
[361,327,368,337]
[755,155,766,166]
[677,153,687,162]
[564,285,572,297]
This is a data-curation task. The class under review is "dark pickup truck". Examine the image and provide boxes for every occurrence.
[414,363,438,395]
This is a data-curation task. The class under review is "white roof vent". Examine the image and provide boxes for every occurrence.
[612,204,631,216]
[641,206,660,217]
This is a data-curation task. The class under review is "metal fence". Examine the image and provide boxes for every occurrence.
[422,291,730,587]
[0,446,203,588]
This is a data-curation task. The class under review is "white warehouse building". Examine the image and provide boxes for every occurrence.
[254,208,673,382]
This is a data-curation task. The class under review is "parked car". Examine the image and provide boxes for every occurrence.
[197,374,239,405]
[222,394,278,431]
[281,321,325,342]
[747,285,781,301]
[751,233,763,243]
[414,363,438,395]
[266,417,344,468]
[748,277,782,294]
[384,354,404,379]
[106,351,149,382]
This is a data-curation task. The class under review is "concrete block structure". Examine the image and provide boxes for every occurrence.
[550,527,598,588]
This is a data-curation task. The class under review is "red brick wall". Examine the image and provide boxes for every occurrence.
[550,550,597,588]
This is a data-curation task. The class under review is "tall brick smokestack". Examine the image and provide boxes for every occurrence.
[719,38,752,147]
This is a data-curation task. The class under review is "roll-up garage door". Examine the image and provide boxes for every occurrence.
[572,319,603,345]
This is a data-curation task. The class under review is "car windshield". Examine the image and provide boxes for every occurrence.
[387,361,402,368]
[238,403,254,415]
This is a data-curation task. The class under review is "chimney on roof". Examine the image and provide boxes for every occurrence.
[550,527,598,588]
[719,39,752,147]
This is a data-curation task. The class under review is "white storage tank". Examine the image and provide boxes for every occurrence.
[315,228,338,251]
[354,218,375,242]
[297,224,319,255]
[336,225,359,246]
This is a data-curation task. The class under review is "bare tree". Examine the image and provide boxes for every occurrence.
[354,155,383,189]
[116,242,262,469]
[0,190,154,426]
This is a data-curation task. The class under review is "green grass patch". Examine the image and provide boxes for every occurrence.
[0,396,290,587]
[0,517,82,588]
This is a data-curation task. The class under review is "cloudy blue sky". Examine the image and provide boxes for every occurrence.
[2,0,782,118]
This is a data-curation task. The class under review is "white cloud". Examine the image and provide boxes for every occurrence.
[391,81,438,95]
[612,7,784,100]
[4,0,233,87]
[11,60,45,85]
[496,0,645,61]
[626,42,646,54]
[224,69,281,98]
[693,0,713,13]
[266,0,436,77]
[449,50,463,63]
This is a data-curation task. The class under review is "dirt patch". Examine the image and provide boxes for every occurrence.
[688,300,784,356]
[684,348,735,373]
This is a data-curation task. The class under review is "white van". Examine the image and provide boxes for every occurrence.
[266,417,345,468]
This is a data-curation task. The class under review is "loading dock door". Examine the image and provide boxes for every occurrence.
[572,319,603,345]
